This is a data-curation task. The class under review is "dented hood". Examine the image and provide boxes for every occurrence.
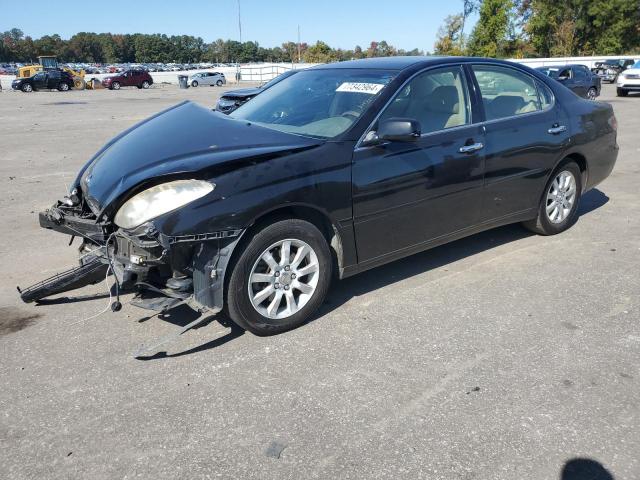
[75,101,321,215]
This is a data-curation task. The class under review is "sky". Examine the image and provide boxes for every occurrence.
[1,0,477,53]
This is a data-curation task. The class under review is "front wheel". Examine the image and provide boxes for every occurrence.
[111,81,120,90]
[522,162,582,235]
[58,82,70,91]
[587,87,597,100]
[191,80,198,87]
[22,83,33,92]
[226,219,333,336]
[617,88,628,97]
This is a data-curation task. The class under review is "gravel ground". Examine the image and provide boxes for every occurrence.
[0,83,638,480]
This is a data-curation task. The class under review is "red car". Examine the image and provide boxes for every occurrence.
[102,69,153,90]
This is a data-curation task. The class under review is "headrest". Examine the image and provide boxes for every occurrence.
[426,86,460,114]
[487,95,525,119]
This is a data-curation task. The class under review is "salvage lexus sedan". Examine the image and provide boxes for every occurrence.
[21,57,618,336]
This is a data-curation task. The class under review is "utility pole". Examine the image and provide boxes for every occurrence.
[297,25,301,63]
[237,0,242,44]
[236,0,242,83]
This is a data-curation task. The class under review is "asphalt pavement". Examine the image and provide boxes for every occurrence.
[0,83,638,479]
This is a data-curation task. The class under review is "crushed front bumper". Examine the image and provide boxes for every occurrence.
[29,204,245,313]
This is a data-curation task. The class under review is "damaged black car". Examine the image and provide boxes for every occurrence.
[20,57,618,337]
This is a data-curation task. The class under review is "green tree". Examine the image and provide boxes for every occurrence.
[303,41,337,63]
[434,14,466,55]
[467,0,515,57]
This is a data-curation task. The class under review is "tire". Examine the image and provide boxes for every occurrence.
[112,81,120,90]
[216,79,223,86]
[617,88,628,97]
[522,161,582,235]
[587,87,597,100]
[191,80,198,87]
[58,82,70,91]
[141,80,150,89]
[22,83,33,92]
[226,219,333,336]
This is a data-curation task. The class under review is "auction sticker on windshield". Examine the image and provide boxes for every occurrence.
[336,82,385,94]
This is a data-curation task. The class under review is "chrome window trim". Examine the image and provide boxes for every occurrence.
[469,62,556,126]
[355,64,472,149]
[356,62,558,150]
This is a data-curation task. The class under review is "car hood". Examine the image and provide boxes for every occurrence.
[622,68,640,75]
[220,87,262,99]
[75,101,322,216]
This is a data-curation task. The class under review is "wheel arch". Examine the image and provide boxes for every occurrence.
[248,204,344,275]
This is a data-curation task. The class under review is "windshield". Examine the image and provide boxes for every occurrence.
[538,67,559,78]
[260,70,297,90]
[633,61,640,69]
[230,68,395,139]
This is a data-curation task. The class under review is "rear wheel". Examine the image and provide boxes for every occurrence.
[522,161,582,235]
[216,79,223,86]
[226,219,332,336]
[617,88,628,97]
[141,80,150,89]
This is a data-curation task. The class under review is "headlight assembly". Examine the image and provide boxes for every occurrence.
[114,179,214,229]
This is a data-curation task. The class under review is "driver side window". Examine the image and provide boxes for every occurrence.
[378,66,470,135]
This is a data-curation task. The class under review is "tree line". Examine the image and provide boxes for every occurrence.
[435,0,640,58]
[0,29,423,64]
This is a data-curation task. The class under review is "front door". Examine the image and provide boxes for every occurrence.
[32,72,48,90]
[352,65,485,264]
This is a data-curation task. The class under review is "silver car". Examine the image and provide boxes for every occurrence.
[189,72,226,87]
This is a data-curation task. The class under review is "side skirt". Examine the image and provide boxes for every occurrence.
[342,208,536,278]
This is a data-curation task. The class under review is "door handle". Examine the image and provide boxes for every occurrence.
[459,142,484,154]
[548,125,567,135]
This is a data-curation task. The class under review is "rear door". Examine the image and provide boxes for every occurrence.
[470,64,570,222]
[352,65,485,263]
[572,67,588,97]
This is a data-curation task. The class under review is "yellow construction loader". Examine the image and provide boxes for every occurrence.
[17,56,86,90]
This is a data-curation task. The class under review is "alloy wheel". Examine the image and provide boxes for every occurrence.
[248,239,320,320]
[546,170,577,223]
[587,88,597,100]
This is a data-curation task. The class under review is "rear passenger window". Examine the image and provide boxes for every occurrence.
[379,66,470,135]
[472,65,542,121]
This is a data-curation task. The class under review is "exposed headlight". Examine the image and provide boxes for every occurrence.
[217,98,237,108]
[114,179,214,229]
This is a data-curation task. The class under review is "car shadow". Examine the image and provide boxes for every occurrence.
[131,188,607,359]
[561,458,615,480]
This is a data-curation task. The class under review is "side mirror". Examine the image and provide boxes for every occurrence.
[363,118,421,146]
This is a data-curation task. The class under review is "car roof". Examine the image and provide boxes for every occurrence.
[308,56,526,71]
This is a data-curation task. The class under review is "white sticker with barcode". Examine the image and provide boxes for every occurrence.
[336,82,385,94]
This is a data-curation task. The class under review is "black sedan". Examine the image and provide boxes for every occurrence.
[536,64,601,100]
[22,57,618,339]
[215,69,299,113]
[12,70,75,92]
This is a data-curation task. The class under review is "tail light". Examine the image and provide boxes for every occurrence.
[608,114,618,131]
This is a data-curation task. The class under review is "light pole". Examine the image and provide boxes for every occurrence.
[236,0,242,83]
